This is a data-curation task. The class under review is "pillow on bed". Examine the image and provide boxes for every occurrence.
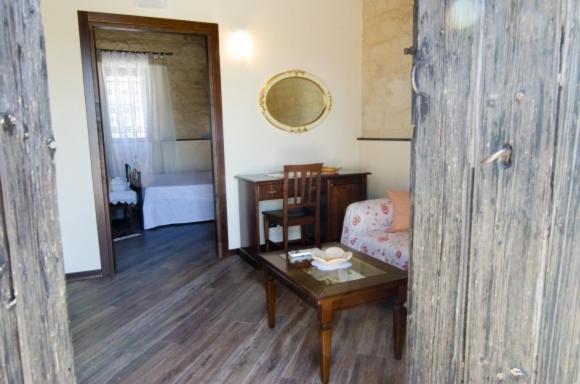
[387,190,410,232]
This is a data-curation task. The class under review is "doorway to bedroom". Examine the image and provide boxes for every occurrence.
[79,12,228,275]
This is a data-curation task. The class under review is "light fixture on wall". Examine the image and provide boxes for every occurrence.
[134,0,168,9]
[226,30,255,63]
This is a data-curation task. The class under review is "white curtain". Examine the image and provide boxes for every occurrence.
[98,51,177,182]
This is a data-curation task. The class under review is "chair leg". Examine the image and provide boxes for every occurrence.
[126,204,133,227]
[315,220,321,248]
[139,205,144,231]
[263,215,270,252]
[283,223,289,254]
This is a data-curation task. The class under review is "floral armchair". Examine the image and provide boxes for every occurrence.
[341,198,410,271]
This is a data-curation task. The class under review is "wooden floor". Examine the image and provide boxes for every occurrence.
[67,222,407,384]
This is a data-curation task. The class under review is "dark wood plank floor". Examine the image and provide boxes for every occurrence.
[67,222,406,384]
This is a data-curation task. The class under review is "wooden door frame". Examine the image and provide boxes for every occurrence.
[78,11,229,277]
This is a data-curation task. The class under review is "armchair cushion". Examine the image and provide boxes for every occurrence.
[341,198,394,238]
[341,198,409,271]
[387,190,410,232]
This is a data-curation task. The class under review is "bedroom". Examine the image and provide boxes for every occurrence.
[94,27,218,271]
[0,0,577,384]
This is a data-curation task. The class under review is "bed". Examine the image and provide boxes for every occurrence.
[142,171,215,230]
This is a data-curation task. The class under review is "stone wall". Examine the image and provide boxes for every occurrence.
[95,29,210,140]
[362,0,414,138]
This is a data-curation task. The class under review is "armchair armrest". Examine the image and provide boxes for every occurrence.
[341,198,394,245]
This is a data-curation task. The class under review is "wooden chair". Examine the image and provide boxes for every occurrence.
[110,164,142,229]
[127,165,143,230]
[263,163,322,253]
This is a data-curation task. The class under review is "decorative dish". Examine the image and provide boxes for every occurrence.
[321,166,341,174]
[311,246,352,266]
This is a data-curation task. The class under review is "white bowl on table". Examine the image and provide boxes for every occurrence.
[311,246,353,266]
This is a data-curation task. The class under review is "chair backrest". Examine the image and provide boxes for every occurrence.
[282,163,322,215]
[128,167,142,205]
[124,163,131,183]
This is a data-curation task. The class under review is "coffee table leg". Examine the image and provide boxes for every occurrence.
[318,302,333,384]
[393,284,407,360]
[266,274,276,328]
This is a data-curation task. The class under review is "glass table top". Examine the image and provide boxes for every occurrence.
[276,250,386,285]
[258,243,407,300]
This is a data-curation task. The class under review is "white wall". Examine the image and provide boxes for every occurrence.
[358,141,411,199]
[40,0,362,272]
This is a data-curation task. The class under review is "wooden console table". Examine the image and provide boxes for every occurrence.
[236,170,369,263]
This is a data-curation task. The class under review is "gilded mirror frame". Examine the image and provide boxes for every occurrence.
[259,70,332,133]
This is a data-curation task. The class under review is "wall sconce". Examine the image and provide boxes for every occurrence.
[226,30,255,63]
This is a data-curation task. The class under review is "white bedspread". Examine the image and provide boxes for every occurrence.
[142,171,215,229]
[109,189,138,205]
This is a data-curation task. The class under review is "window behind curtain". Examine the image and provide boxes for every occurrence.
[98,51,178,179]
[102,61,148,140]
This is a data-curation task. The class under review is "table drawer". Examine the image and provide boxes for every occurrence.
[258,183,283,200]
[258,182,313,200]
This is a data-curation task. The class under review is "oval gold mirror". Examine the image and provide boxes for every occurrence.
[259,70,332,133]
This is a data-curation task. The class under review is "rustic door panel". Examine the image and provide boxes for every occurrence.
[409,0,482,381]
[411,0,579,382]
[536,2,580,382]
[0,188,23,384]
[465,1,564,381]
[0,0,76,382]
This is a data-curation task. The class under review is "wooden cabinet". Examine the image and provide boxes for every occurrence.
[324,176,367,242]
[237,171,368,263]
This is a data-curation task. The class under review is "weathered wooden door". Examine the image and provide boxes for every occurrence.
[0,0,76,383]
[410,0,578,383]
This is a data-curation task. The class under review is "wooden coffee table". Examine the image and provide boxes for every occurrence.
[257,243,408,384]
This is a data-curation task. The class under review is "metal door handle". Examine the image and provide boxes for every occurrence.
[411,62,420,94]
[480,144,512,168]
